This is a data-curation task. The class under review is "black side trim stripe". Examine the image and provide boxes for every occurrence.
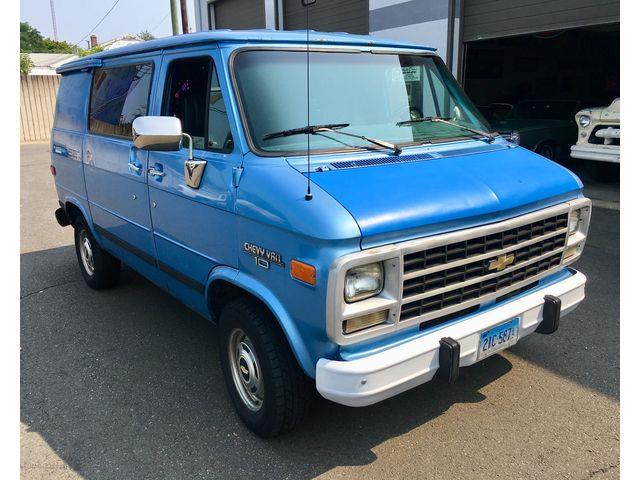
[94,224,156,266]
[158,261,205,294]
[93,223,205,294]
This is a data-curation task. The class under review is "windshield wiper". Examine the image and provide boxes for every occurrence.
[397,116,498,143]
[263,123,349,140]
[263,123,402,155]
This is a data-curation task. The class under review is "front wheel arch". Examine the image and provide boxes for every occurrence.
[206,268,316,378]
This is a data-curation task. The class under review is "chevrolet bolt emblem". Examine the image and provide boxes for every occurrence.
[488,253,515,272]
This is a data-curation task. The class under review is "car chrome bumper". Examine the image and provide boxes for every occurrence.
[316,269,586,407]
[570,144,620,163]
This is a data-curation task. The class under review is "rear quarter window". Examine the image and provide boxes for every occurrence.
[54,71,92,132]
[88,63,153,138]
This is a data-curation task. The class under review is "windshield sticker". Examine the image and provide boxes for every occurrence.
[390,66,421,82]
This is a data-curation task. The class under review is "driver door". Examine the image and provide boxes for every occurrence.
[146,47,241,316]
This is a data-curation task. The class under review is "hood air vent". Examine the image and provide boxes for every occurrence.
[329,144,507,170]
[330,153,434,169]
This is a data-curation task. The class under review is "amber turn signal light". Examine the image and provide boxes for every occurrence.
[290,260,316,286]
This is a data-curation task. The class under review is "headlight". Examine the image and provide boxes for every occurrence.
[344,262,384,303]
[509,131,520,144]
[578,115,591,128]
[563,202,591,263]
[568,209,582,234]
[568,206,589,235]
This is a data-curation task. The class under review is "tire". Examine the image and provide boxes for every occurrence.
[218,297,313,437]
[73,217,121,289]
[535,142,557,161]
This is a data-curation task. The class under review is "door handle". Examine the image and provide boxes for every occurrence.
[148,167,165,177]
[128,163,142,174]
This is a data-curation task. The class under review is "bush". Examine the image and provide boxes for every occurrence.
[20,53,33,75]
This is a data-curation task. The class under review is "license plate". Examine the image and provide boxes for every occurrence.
[478,318,520,360]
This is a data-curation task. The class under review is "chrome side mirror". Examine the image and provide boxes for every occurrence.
[132,116,205,189]
[132,116,183,151]
[180,132,205,189]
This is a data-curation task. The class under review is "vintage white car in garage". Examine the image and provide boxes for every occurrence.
[570,98,620,163]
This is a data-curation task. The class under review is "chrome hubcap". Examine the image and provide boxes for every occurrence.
[79,230,94,276]
[228,328,263,411]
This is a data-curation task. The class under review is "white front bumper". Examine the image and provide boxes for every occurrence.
[570,144,620,163]
[316,270,586,407]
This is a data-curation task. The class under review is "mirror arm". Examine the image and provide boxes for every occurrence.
[182,133,193,160]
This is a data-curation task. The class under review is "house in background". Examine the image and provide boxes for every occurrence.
[94,34,144,51]
[26,53,78,75]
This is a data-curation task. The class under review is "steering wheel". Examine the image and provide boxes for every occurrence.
[392,105,424,122]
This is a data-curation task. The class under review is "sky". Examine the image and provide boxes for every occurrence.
[20,0,198,47]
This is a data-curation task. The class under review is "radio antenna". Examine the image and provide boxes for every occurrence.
[302,0,316,201]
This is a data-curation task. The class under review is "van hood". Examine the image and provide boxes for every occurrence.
[305,144,583,248]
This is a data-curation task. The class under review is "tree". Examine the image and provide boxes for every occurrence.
[77,45,104,57]
[41,38,75,54]
[139,30,155,41]
[20,22,76,53]
[20,22,43,52]
[20,53,33,75]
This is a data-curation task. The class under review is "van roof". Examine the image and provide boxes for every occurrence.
[56,29,436,74]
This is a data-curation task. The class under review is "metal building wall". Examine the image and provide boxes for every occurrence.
[211,0,266,30]
[283,0,368,34]
[368,0,460,71]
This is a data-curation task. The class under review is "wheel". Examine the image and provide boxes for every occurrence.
[535,142,557,161]
[218,297,313,437]
[73,217,120,289]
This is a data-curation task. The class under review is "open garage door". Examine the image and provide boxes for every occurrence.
[462,22,619,170]
[283,0,368,34]
[463,24,619,107]
[463,0,619,42]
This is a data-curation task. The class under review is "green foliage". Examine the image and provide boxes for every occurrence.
[20,53,33,75]
[41,38,75,53]
[20,22,75,53]
[77,45,105,57]
[139,30,155,41]
[20,22,42,52]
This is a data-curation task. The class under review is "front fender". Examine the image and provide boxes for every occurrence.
[206,266,316,377]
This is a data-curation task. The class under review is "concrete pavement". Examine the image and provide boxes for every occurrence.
[21,143,619,479]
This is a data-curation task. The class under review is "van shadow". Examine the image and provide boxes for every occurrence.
[508,206,620,400]
[21,245,511,479]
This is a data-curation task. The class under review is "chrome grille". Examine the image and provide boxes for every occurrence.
[400,213,569,323]
[404,214,568,274]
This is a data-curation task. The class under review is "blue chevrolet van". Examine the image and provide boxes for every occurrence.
[51,30,591,437]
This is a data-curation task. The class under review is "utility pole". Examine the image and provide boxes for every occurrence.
[49,0,58,40]
[169,0,180,35]
[179,0,189,34]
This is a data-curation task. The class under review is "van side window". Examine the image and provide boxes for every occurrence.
[163,57,233,153]
[89,63,153,138]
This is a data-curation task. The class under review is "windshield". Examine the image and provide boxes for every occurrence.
[232,50,491,154]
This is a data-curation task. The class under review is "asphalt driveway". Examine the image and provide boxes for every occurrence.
[20,143,619,479]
